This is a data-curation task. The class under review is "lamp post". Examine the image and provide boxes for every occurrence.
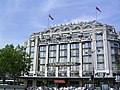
[90,66,95,89]
[90,49,100,89]
[92,67,95,89]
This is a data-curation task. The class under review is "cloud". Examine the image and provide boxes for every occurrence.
[70,16,96,23]
[41,0,58,13]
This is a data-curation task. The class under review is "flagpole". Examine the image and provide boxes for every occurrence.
[47,15,50,28]
[96,7,97,21]
[95,0,97,22]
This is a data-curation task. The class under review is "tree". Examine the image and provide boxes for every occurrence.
[0,44,31,84]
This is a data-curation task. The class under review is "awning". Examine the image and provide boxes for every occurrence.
[54,80,66,83]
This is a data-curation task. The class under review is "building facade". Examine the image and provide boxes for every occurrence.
[21,21,120,88]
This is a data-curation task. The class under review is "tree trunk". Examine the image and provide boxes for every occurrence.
[2,76,6,84]
[14,77,16,85]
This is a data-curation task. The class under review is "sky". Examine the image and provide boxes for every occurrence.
[0,0,120,48]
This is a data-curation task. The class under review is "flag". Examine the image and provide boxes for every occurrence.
[96,7,101,12]
[49,14,54,20]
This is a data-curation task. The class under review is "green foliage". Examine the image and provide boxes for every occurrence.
[0,44,31,80]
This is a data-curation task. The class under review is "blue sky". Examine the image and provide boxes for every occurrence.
[0,0,120,48]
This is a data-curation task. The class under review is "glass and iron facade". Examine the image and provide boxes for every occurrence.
[22,21,120,88]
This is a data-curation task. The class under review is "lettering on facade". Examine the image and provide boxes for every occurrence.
[47,62,80,67]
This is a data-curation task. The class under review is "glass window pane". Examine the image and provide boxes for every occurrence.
[97,63,105,70]
[71,57,79,62]
[60,44,67,49]
[71,43,79,49]
[83,42,91,48]
[59,58,67,63]
[97,55,104,62]
[49,45,56,50]
[83,56,92,63]
[71,50,79,56]
[40,46,46,51]
[96,41,103,47]
[39,58,45,64]
[49,58,56,63]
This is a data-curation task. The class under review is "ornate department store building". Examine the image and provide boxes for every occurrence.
[21,21,120,88]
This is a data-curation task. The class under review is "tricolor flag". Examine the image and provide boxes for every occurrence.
[49,14,54,20]
[96,7,101,12]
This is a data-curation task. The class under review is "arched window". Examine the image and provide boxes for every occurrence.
[74,26,80,30]
[46,30,50,33]
[54,28,60,32]
[64,28,70,31]
[83,25,92,29]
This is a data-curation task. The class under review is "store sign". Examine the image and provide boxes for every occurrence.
[54,80,66,83]
[47,62,80,67]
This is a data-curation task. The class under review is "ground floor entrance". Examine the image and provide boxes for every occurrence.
[20,77,115,89]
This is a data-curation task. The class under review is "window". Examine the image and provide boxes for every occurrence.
[48,66,56,71]
[58,66,67,77]
[49,51,56,57]
[30,64,33,71]
[49,58,56,63]
[83,64,92,71]
[44,35,50,39]
[71,66,79,71]
[60,51,67,56]
[83,25,92,29]
[71,43,79,49]
[38,65,45,71]
[71,50,79,56]
[96,34,103,40]
[54,29,60,32]
[83,31,90,35]
[62,33,69,37]
[40,52,46,57]
[111,48,115,54]
[83,56,92,63]
[39,58,45,64]
[112,63,116,70]
[74,26,80,30]
[111,55,115,62]
[83,49,91,55]
[97,55,104,62]
[30,47,34,52]
[108,34,117,39]
[96,41,103,47]
[40,46,46,51]
[71,57,79,62]
[59,58,67,63]
[59,66,67,71]
[48,73,55,76]
[97,63,105,70]
[31,41,35,46]
[64,28,70,31]
[72,32,79,37]
[83,42,91,48]
[97,48,104,54]
[30,53,34,58]
[60,44,67,49]
[49,45,56,50]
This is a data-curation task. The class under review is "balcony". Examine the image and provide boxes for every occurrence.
[107,38,120,42]
[39,39,47,45]
[81,38,92,42]
[47,39,58,44]
[69,38,80,43]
